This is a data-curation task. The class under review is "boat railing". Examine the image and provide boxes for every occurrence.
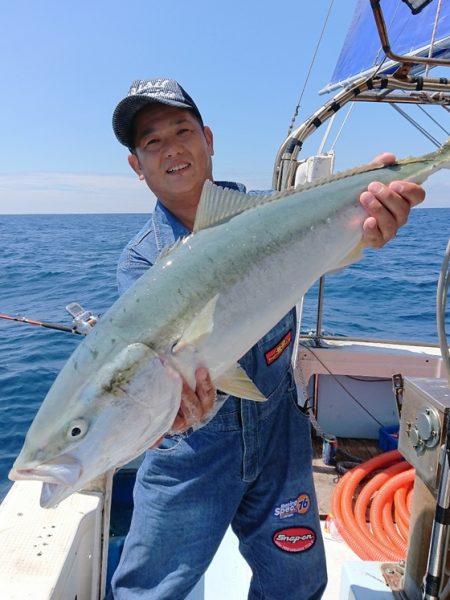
[298,333,442,349]
[273,0,450,192]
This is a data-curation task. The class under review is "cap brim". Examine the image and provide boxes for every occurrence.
[112,96,194,148]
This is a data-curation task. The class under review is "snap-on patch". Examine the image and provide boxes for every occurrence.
[272,527,316,553]
[273,493,311,519]
[265,330,292,365]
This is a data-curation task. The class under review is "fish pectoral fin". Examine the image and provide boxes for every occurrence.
[216,364,267,401]
[172,295,219,354]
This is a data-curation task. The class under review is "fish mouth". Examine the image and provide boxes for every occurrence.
[39,482,73,508]
[9,455,83,508]
[9,454,82,486]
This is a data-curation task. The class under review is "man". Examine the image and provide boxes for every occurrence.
[109,78,425,599]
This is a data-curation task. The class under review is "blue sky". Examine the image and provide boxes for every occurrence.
[0,0,449,213]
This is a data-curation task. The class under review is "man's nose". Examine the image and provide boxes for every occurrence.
[164,137,183,157]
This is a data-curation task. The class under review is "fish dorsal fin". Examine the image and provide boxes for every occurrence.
[193,181,282,233]
[215,364,267,401]
[193,163,387,233]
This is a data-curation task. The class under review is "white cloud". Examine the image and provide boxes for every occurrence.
[0,172,156,214]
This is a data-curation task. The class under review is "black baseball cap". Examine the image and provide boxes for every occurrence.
[112,78,203,149]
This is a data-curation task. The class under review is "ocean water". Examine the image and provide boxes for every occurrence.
[0,209,449,500]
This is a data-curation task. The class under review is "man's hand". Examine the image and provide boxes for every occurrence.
[150,367,216,448]
[360,152,425,248]
[171,367,216,433]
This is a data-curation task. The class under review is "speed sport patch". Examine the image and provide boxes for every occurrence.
[272,527,316,553]
[273,493,311,519]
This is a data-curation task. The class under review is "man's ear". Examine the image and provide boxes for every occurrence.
[128,154,145,180]
[204,126,214,157]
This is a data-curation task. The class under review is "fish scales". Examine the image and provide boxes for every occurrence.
[9,140,450,507]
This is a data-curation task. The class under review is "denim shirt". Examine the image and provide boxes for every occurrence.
[117,181,297,402]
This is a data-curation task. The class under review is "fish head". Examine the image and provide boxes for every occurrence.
[9,342,183,507]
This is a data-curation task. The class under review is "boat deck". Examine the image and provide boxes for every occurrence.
[312,435,381,517]
[312,436,387,599]
[188,436,385,600]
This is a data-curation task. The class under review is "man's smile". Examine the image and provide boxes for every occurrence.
[167,163,190,174]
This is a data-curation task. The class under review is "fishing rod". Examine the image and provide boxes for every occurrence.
[0,313,82,335]
[0,303,99,336]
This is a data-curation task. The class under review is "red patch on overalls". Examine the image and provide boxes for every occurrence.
[272,527,316,553]
[265,330,292,365]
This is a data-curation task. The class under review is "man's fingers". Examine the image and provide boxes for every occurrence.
[360,179,425,248]
[169,368,216,434]
[371,152,396,166]
[180,381,202,423]
[389,180,426,208]
[360,185,403,245]
[194,367,215,415]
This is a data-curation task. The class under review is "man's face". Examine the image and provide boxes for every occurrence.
[128,104,214,210]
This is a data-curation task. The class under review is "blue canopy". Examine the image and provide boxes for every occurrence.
[321,0,450,93]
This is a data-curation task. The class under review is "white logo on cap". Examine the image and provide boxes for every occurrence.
[130,79,181,100]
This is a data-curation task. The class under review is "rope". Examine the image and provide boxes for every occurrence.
[389,103,441,146]
[286,0,335,136]
[425,0,443,77]
[416,102,450,136]
[329,103,354,152]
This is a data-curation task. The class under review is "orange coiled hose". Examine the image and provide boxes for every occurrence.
[355,461,410,554]
[369,469,415,556]
[330,449,415,561]
[407,487,414,513]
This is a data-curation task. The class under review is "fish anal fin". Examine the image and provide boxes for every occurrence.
[216,364,266,401]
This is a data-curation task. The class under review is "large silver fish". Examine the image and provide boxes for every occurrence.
[9,141,450,507]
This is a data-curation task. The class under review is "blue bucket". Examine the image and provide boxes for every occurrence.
[378,425,399,451]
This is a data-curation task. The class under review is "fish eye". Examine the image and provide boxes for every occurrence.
[67,418,88,440]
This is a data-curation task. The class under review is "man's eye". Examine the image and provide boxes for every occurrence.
[178,128,190,135]
[145,138,159,147]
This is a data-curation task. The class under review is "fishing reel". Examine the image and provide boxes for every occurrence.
[65,302,99,335]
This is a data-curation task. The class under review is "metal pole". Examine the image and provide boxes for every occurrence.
[315,276,325,345]
[423,440,450,598]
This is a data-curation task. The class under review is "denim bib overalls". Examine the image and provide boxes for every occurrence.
[111,183,326,600]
